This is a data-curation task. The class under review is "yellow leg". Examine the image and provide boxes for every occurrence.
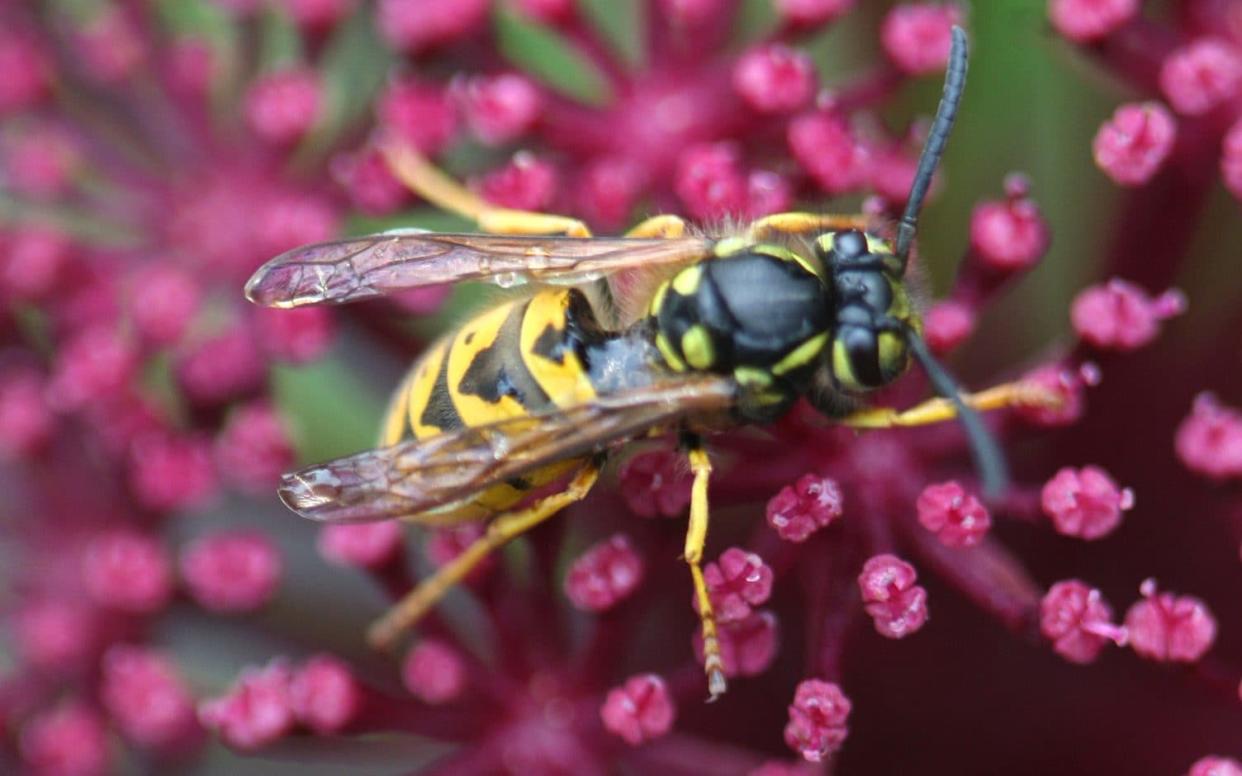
[380,140,593,237]
[684,443,726,701]
[625,214,688,239]
[746,212,871,239]
[840,380,1061,429]
[367,465,600,650]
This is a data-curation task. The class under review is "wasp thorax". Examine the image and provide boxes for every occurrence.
[650,246,831,391]
[816,230,918,392]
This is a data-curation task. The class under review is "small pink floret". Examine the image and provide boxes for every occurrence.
[702,547,774,622]
[457,73,542,146]
[1041,465,1133,540]
[318,522,404,569]
[199,661,295,751]
[857,554,929,638]
[289,654,361,734]
[775,0,855,26]
[969,175,1050,271]
[403,639,467,704]
[1124,580,1217,663]
[923,300,976,354]
[101,645,200,750]
[564,534,645,612]
[788,111,869,194]
[1040,580,1121,663]
[20,702,111,776]
[916,481,991,548]
[244,68,321,144]
[600,674,676,746]
[1188,756,1242,776]
[181,531,282,613]
[1092,102,1178,186]
[619,448,693,518]
[733,44,818,114]
[215,401,295,495]
[880,3,963,75]
[1175,393,1242,481]
[694,611,781,677]
[1049,0,1139,43]
[766,474,844,542]
[81,530,174,613]
[783,679,851,762]
[1071,278,1184,350]
[1160,39,1242,116]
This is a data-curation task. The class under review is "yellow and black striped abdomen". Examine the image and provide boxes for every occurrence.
[380,288,600,522]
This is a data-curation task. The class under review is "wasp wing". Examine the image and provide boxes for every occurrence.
[245,231,714,308]
[277,375,738,523]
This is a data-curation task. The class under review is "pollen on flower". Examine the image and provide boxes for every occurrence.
[788,111,870,195]
[1039,580,1122,664]
[19,701,111,776]
[456,73,543,146]
[618,449,693,518]
[969,174,1050,272]
[564,533,645,612]
[916,481,991,548]
[180,531,282,613]
[857,554,929,638]
[1174,393,1242,481]
[1124,579,1217,663]
[81,530,174,614]
[701,547,774,622]
[244,68,321,145]
[695,610,780,677]
[403,639,467,704]
[733,45,818,114]
[289,655,361,735]
[1221,119,1242,201]
[1092,102,1178,186]
[923,300,976,353]
[1187,756,1242,776]
[317,522,405,569]
[880,3,963,75]
[199,661,295,751]
[1049,0,1139,43]
[1159,39,1242,116]
[1041,466,1134,540]
[100,645,200,751]
[600,674,676,746]
[1071,279,1185,351]
[766,474,844,542]
[783,679,851,763]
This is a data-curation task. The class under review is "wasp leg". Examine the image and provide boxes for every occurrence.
[839,380,1061,429]
[380,141,593,238]
[625,214,688,239]
[746,213,871,239]
[684,440,727,701]
[367,464,601,650]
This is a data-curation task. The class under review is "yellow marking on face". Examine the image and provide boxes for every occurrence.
[446,300,528,424]
[815,233,836,255]
[671,264,704,296]
[865,234,892,255]
[649,280,670,317]
[713,237,750,257]
[520,290,596,408]
[772,332,829,377]
[832,339,864,391]
[680,325,715,370]
[656,332,687,372]
[877,331,908,379]
[733,366,773,388]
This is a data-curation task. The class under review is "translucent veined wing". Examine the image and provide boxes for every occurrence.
[245,230,714,308]
[277,374,738,523]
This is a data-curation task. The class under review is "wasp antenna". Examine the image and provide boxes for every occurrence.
[894,25,969,268]
[905,330,1009,500]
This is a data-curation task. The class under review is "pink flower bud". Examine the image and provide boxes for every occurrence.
[564,534,645,612]
[0,227,72,300]
[214,401,295,494]
[1015,362,1099,427]
[20,702,111,776]
[675,142,749,221]
[332,146,410,215]
[1049,0,1138,43]
[880,3,963,75]
[49,325,138,411]
[1040,580,1122,664]
[101,645,200,751]
[254,306,335,364]
[245,68,321,144]
[457,73,543,145]
[128,432,218,512]
[1160,39,1242,116]
[600,674,676,745]
[128,265,202,346]
[1092,102,1177,186]
[923,300,976,353]
[916,481,991,548]
[199,661,295,751]
[733,45,817,114]
[1124,580,1217,663]
[1071,279,1185,350]
[694,610,780,677]
[378,78,458,156]
[81,530,174,614]
[181,531,282,613]
[858,554,929,638]
[788,111,870,194]
[1041,466,1133,539]
[766,474,844,542]
[403,639,467,704]
[969,174,1050,272]
[378,0,490,53]
[775,0,855,27]
[701,547,774,623]
[318,522,405,569]
[1187,757,1242,776]
[0,29,51,114]
[0,368,54,459]
[176,326,265,406]
[784,679,851,762]
[619,449,694,518]
[476,153,558,212]
[1175,393,1242,481]
[290,655,361,734]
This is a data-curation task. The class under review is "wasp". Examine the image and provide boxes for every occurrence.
[246,28,1052,700]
